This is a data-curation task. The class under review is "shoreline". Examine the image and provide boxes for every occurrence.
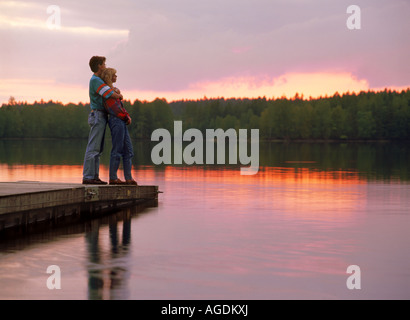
[0,137,409,143]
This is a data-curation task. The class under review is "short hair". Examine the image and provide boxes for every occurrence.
[89,56,106,72]
[101,68,117,88]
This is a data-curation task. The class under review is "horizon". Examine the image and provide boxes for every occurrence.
[3,87,410,107]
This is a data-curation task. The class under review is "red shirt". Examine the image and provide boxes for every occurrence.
[103,97,130,122]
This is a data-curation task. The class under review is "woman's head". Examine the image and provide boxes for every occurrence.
[101,68,117,88]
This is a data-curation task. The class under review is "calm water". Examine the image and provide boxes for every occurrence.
[0,140,409,299]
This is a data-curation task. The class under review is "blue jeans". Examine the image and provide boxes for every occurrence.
[108,116,134,180]
[83,110,108,180]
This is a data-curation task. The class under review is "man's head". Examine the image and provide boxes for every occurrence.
[89,56,106,74]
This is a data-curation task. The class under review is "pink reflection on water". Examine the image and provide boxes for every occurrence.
[0,164,87,183]
[1,163,410,299]
[146,166,369,281]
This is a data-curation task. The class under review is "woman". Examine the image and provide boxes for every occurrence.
[101,67,138,185]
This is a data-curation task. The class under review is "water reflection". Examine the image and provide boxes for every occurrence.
[85,209,132,300]
[0,140,409,181]
[0,201,154,300]
[1,140,410,299]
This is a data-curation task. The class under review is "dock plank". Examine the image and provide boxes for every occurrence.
[0,181,159,233]
[0,181,82,196]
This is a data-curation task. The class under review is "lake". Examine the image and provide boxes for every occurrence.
[0,139,409,299]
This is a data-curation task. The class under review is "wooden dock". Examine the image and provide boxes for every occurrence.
[0,181,159,234]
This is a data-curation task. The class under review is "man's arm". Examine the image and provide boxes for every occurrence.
[111,91,123,100]
[94,79,123,100]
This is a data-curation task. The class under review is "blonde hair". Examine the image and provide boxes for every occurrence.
[101,67,117,88]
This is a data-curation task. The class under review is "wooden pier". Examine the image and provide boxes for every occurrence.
[0,181,159,234]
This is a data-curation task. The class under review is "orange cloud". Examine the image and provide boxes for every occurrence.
[124,72,372,102]
[0,79,88,105]
[1,72,407,105]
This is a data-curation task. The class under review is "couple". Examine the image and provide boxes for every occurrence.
[82,56,137,186]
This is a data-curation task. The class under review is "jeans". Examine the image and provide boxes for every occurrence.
[108,116,134,181]
[82,110,107,180]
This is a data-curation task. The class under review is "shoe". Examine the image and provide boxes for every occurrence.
[94,178,108,185]
[125,179,138,186]
[82,179,94,185]
[82,178,107,185]
[109,179,126,185]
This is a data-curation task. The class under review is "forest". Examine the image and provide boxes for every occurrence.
[1,89,409,141]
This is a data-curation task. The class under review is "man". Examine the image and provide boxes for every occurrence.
[82,56,123,185]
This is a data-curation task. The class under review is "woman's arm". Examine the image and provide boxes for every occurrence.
[104,98,130,122]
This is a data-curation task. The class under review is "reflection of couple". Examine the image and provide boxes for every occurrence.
[82,56,137,185]
[85,210,132,300]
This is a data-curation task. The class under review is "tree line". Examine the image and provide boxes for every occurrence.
[1,89,409,140]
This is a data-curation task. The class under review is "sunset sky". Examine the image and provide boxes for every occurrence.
[1,0,409,105]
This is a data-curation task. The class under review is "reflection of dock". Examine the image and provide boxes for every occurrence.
[0,181,159,234]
